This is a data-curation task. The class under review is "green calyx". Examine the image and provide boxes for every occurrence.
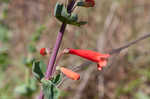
[54,2,87,26]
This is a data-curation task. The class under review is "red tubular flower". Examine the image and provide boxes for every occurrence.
[60,67,80,80]
[85,0,95,7]
[68,49,110,70]
[97,58,108,70]
[40,48,51,56]
[40,48,46,56]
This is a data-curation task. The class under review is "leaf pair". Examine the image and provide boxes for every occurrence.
[32,60,62,99]
[54,2,87,26]
[41,74,61,99]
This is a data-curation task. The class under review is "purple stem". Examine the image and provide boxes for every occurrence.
[67,0,76,13]
[45,23,67,79]
[38,91,44,99]
[38,0,76,99]
[38,23,66,99]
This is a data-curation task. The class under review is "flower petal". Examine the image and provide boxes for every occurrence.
[40,48,46,56]
[85,0,95,7]
[98,59,107,67]
[97,64,102,71]
[68,49,107,62]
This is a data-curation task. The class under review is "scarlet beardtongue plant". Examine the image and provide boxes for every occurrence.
[31,0,150,99]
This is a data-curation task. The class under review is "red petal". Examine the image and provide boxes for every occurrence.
[99,54,110,58]
[68,49,110,70]
[85,0,95,2]
[97,64,102,71]
[97,59,108,70]
[85,0,95,7]
[98,60,107,67]
[69,49,106,62]
[40,48,46,56]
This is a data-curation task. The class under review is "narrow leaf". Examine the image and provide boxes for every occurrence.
[32,61,44,81]
[52,74,62,85]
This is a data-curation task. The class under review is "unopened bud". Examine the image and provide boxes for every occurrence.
[40,48,51,56]
[60,67,80,80]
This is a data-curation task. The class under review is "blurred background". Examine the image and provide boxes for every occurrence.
[0,0,150,99]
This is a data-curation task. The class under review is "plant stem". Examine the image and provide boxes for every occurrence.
[109,33,150,54]
[39,92,44,99]
[38,23,66,99]
[45,23,67,79]
[38,0,76,99]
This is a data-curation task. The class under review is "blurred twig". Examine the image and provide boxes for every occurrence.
[73,66,94,99]
[109,33,150,55]
[97,2,119,99]
[97,2,118,52]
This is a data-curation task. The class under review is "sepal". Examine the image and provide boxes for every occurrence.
[54,2,87,26]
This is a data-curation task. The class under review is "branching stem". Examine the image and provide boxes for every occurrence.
[109,33,150,54]
[38,0,76,99]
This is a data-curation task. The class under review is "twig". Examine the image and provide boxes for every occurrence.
[97,3,118,52]
[109,33,150,55]
[73,66,94,99]
[52,50,67,74]
[96,3,118,99]
[72,61,92,72]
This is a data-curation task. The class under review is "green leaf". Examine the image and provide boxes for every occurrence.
[0,50,10,70]
[67,21,87,26]
[14,79,37,96]
[54,2,87,26]
[61,5,71,20]
[54,3,66,22]
[14,84,29,95]
[32,61,45,81]
[39,60,47,74]
[41,79,60,99]
[52,74,62,85]
[69,13,78,22]
[32,60,46,81]
[54,2,63,17]
[29,78,37,92]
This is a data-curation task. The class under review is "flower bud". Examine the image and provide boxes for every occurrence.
[60,67,80,80]
[40,48,51,56]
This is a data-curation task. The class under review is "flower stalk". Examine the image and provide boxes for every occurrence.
[38,0,76,99]
[45,23,67,79]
